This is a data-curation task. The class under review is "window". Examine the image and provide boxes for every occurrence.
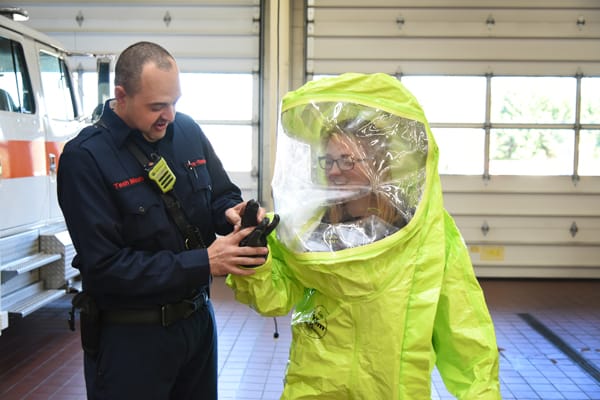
[316,74,600,177]
[0,36,34,113]
[579,78,600,177]
[490,77,579,176]
[490,77,575,124]
[434,128,485,175]
[39,51,79,120]
[77,72,103,118]
[402,76,487,175]
[579,130,600,176]
[177,73,255,172]
[581,78,600,124]
[200,124,253,172]
[490,128,574,175]
[402,76,486,124]
[177,73,253,121]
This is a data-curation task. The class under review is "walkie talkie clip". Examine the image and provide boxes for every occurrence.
[146,154,176,193]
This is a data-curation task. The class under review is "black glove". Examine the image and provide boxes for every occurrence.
[240,199,260,229]
[240,214,280,247]
[239,199,280,253]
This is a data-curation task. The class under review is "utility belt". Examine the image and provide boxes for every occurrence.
[69,289,209,357]
[101,289,209,327]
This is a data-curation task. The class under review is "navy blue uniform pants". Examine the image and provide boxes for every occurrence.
[83,301,217,400]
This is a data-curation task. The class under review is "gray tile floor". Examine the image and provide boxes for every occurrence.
[1,277,599,399]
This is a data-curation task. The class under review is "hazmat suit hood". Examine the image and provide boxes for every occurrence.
[270,72,442,300]
[228,73,501,399]
[274,72,432,254]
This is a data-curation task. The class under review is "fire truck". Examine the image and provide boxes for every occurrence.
[0,15,86,334]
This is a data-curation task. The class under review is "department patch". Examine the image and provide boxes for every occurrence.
[300,305,328,339]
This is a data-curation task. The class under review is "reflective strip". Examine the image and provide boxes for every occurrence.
[0,139,66,178]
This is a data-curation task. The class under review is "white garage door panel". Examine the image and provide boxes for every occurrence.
[441,175,600,194]
[444,193,600,217]
[53,34,258,58]
[25,5,258,35]
[474,265,600,279]
[311,0,600,11]
[455,216,600,245]
[307,59,600,76]
[313,21,600,40]
[307,1,600,77]
[311,9,600,38]
[20,2,260,74]
[32,19,257,36]
[58,34,259,73]
[311,38,600,62]
[69,55,257,74]
[469,243,600,272]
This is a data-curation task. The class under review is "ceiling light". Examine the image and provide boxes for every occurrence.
[0,7,29,22]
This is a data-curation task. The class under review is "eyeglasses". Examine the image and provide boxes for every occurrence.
[317,155,369,171]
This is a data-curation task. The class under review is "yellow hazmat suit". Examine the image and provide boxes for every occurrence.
[227,73,501,399]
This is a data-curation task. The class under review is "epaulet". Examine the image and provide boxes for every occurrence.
[68,121,107,148]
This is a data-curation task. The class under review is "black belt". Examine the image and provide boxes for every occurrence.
[101,290,209,327]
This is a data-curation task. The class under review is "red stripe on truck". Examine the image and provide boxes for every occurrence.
[0,139,66,178]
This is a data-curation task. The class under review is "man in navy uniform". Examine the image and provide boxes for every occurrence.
[58,41,266,400]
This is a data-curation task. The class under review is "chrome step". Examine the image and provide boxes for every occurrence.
[1,253,62,280]
[3,282,66,317]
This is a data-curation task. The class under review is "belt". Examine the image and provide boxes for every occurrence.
[101,290,209,327]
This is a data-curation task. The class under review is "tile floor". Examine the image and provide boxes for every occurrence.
[0,278,599,400]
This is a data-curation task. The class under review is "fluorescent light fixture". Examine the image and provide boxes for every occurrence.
[0,7,29,22]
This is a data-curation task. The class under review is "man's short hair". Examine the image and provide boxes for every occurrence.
[114,41,175,95]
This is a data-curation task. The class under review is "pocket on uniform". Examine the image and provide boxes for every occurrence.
[182,164,213,224]
[119,191,169,248]
[185,161,212,193]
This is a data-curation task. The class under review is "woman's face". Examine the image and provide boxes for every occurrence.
[323,133,371,186]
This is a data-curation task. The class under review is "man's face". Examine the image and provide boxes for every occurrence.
[116,61,182,142]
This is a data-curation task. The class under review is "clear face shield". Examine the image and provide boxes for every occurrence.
[272,102,428,252]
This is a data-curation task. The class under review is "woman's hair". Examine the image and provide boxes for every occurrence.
[322,119,406,228]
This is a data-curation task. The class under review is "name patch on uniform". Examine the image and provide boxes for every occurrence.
[187,159,207,168]
[113,175,145,190]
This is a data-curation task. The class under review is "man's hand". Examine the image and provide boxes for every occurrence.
[207,227,268,276]
[225,200,266,229]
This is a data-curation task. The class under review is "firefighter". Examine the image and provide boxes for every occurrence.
[227,72,502,399]
[57,41,265,400]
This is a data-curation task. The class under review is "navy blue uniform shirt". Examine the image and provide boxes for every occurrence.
[57,100,242,309]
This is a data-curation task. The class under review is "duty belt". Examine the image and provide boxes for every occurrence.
[101,290,209,327]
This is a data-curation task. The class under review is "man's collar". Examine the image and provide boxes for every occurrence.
[98,99,134,148]
[97,99,174,148]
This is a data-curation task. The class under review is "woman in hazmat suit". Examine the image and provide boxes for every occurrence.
[227,73,501,399]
